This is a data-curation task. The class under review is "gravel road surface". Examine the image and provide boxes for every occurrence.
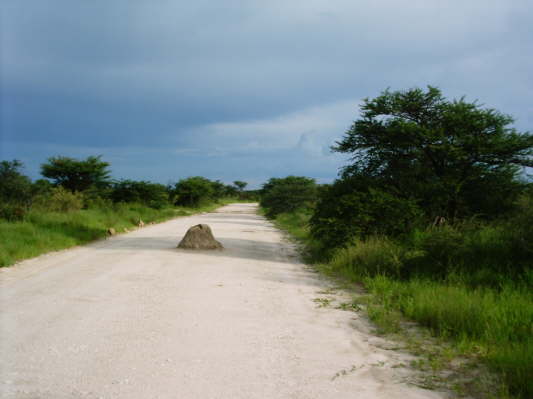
[1,203,448,398]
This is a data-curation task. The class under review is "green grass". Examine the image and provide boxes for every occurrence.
[266,206,533,398]
[272,209,312,241]
[364,276,532,398]
[269,208,330,262]
[0,199,236,267]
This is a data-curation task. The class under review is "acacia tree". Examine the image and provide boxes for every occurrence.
[41,155,111,192]
[333,86,532,220]
[233,181,247,192]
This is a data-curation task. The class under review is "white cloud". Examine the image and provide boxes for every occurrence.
[192,99,360,152]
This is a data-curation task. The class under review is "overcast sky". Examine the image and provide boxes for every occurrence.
[1,0,532,188]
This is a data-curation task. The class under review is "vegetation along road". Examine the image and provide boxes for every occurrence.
[1,203,448,399]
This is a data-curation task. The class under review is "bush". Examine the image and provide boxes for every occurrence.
[260,176,316,217]
[0,160,33,219]
[0,204,27,221]
[110,179,169,209]
[172,176,215,207]
[33,186,84,212]
[310,176,422,248]
[31,179,53,197]
[403,213,533,283]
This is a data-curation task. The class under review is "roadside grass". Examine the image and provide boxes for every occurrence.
[0,199,237,267]
[271,209,329,262]
[267,207,532,399]
[272,209,311,241]
[363,276,531,398]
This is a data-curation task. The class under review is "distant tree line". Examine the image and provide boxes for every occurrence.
[0,156,256,221]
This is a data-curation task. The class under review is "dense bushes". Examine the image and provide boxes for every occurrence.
[260,176,316,217]
[0,160,33,220]
[33,186,85,213]
[310,176,422,247]
[171,176,215,207]
[320,191,533,285]
[110,180,169,209]
[169,176,245,207]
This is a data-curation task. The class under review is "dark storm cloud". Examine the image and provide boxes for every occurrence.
[1,0,532,186]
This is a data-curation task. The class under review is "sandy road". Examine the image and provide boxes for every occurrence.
[1,203,448,399]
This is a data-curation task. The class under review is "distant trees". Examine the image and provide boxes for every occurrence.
[0,154,248,221]
[212,180,238,200]
[0,160,33,220]
[233,181,247,192]
[0,160,33,206]
[110,180,169,209]
[170,176,216,207]
[169,177,243,207]
[260,176,317,217]
[41,155,111,192]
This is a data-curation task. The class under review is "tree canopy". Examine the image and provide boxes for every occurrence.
[333,86,532,220]
[233,181,247,191]
[41,155,111,192]
[310,86,532,247]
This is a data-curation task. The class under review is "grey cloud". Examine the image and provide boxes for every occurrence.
[1,0,531,185]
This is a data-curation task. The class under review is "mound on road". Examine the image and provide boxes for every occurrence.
[177,224,223,250]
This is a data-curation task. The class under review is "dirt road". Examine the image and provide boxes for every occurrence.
[1,203,447,398]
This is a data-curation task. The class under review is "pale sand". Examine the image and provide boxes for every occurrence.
[1,203,449,398]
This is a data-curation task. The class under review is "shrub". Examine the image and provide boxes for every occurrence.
[403,214,533,283]
[172,176,215,207]
[110,179,169,209]
[310,176,422,248]
[0,160,33,219]
[0,204,27,221]
[260,176,316,217]
[33,186,84,212]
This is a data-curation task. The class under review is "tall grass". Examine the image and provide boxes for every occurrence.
[0,200,234,267]
[365,276,532,398]
[270,209,328,262]
[268,207,533,398]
